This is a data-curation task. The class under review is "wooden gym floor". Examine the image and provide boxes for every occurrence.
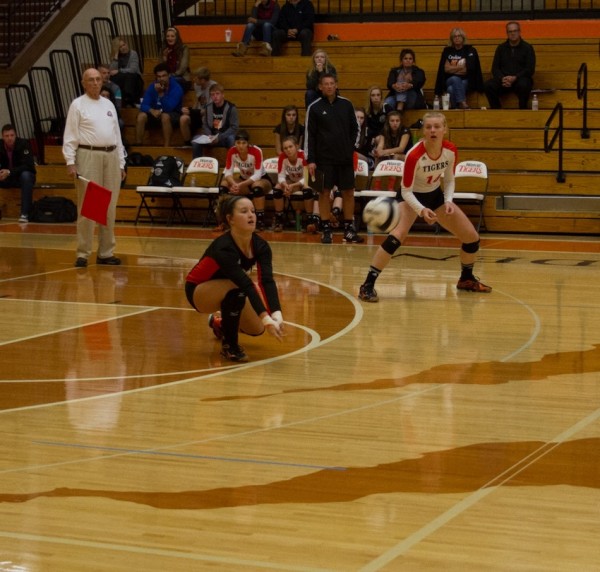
[0,220,599,570]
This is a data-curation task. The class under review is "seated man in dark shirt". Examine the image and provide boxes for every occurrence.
[271,0,315,57]
[484,21,536,109]
[0,123,36,223]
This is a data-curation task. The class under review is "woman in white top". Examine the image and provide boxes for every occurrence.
[358,111,491,302]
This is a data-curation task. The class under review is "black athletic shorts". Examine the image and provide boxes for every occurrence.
[319,163,355,191]
[185,281,198,310]
[414,187,445,211]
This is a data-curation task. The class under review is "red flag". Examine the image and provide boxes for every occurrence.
[81,180,112,225]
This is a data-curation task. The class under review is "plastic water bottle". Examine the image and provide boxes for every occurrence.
[531,94,539,111]
[433,95,440,110]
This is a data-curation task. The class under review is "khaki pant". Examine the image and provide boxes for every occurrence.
[75,147,121,259]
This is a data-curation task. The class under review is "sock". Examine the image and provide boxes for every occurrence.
[344,220,355,232]
[364,265,381,287]
[220,289,246,347]
[321,219,331,232]
[460,263,475,281]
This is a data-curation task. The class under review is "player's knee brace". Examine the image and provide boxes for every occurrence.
[251,187,265,199]
[302,187,313,200]
[381,235,401,255]
[221,288,246,317]
[461,240,480,254]
[218,186,229,195]
[272,188,284,200]
[333,189,342,199]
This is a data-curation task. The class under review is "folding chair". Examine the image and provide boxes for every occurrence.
[134,157,185,225]
[354,158,370,199]
[360,159,404,200]
[171,157,222,226]
[453,160,488,232]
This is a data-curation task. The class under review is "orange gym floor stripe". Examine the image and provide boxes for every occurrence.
[179,19,600,43]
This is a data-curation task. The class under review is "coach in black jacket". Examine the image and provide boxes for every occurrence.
[305,73,363,245]
[0,124,36,222]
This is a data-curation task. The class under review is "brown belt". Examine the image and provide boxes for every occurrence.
[79,144,117,152]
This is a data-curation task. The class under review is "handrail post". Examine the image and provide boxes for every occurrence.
[544,102,566,184]
[577,63,590,139]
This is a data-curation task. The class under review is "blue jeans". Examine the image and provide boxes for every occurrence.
[0,170,35,216]
[384,90,420,109]
[446,76,469,107]
[241,22,274,45]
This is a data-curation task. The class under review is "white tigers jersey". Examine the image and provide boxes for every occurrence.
[277,149,307,185]
[223,145,264,182]
[401,140,457,214]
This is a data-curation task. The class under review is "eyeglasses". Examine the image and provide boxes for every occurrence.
[507,28,520,33]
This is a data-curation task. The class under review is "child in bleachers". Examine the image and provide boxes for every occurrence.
[273,105,305,154]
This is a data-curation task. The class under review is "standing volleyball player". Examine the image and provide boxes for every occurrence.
[358,111,491,302]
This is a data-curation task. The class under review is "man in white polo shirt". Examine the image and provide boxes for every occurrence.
[63,68,126,268]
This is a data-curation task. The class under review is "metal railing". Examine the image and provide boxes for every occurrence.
[172,0,600,21]
[543,102,566,183]
[0,0,63,68]
[576,63,590,139]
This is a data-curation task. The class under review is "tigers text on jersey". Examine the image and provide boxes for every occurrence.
[401,140,457,214]
[223,145,265,182]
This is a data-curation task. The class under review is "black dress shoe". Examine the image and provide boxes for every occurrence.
[75,257,88,268]
[96,256,121,265]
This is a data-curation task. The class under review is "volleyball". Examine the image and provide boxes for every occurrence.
[362,196,400,233]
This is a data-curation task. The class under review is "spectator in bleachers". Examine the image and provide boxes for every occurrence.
[434,27,484,110]
[219,130,272,231]
[384,49,427,111]
[372,110,412,172]
[180,67,217,146]
[0,124,36,223]
[484,21,536,110]
[232,0,280,57]
[98,64,122,111]
[109,36,144,108]
[365,85,393,142]
[271,0,315,57]
[100,84,125,136]
[135,62,183,147]
[193,83,239,158]
[273,104,304,154]
[354,107,374,170]
[305,49,336,108]
[162,26,191,90]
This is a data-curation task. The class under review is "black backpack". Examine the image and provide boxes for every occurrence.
[148,155,184,187]
[31,196,77,223]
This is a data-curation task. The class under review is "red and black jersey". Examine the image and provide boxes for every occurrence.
[186,232,281,315]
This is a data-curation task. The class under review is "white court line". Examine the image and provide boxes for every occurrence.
[359,405,600,571]
[0,530,331,571]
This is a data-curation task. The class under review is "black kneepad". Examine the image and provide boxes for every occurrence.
[381,235,401,255]
[302,187,314,200]
[251,187,265,199]
[221,288,246,316]
[272,188,284,200]
[461,240,480,254]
